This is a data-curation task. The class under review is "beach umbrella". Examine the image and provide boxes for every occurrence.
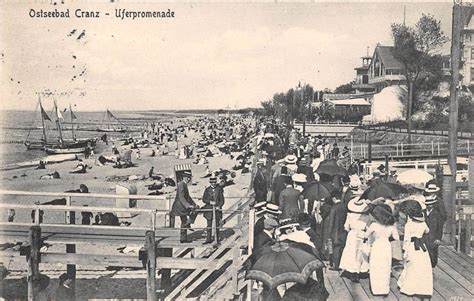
[397,169,433,188]
[303,182,333,202]
[315,159,348,177]
[245,240,324,289]
[360,181,408,200]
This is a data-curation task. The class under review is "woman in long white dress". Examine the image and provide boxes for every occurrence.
[366,204,399,296]
[339,197,370,282]
[398,202,433,299]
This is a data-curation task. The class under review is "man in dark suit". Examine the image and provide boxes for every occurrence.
[297,158,315,182]
[253,218,278,253]
[272,166,289,205]
[202,176,225,244]
[170,171,197,243]
[423,193,446,267]
[278,175,304,220]
[253,160,268,203]
[326,191,347,271]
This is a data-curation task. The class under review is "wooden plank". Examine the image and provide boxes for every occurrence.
[322,272,336,298]
[41,253,143,267]
[389,276,412,301]
[165,233,240,300]
[438,247,474,272]
[438,249,474,279]
[436,258,474,295]
[27,226,41,301]
[0,223,180,245]
[432,265,472,300]
[341,276,371,301]
[324,270,354,301]
[358,277,397,301]
[146,230,157,301]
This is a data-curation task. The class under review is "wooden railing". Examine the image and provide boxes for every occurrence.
[455,208,473,257]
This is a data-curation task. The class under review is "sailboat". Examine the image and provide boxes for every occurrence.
[96,109,128,133]
[25,97,96,153]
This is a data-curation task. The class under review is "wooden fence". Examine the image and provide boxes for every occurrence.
[0,189,253,301]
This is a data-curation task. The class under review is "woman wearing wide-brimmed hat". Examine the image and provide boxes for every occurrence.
[366,203,399,296]
[398,200,433,299]
[339,197,370,282]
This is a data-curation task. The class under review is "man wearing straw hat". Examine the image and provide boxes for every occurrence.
[423,184,446,268]
[202,176,225,244]
[170,171,197,243]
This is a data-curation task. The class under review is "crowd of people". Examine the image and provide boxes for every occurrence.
[247,120,446,300]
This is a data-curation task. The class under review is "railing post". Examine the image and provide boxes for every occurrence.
[232,244,240,296]
[396,143,399,157]
[401,143,404,157]
[145,230,157,301]
[437,142,440,156]
[27,226,41,301]
[431,141,434,155]
[212,205,218,244]
[65,195,76,300]
[150,210,157,230]
[463,215,472,254]
[34,208,40,225]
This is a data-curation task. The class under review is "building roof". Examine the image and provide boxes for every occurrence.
[328,98,371,106]
[375,46,404,69]
[355,66,369,70]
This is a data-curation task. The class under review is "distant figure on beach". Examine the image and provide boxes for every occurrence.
[112,142,118,154]
[70,160,87,174]
[170,171,197,243]
[36,160,46,170]
[81,205,94,225]
[7,209,15,222]
[39,171,60,180]
[148,167,162,180]
[101,133,108,145]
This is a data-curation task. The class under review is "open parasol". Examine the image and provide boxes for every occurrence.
[397,169,433,187]
[360,181,408,200]
[245,240,325,289]
[315,159,348,177]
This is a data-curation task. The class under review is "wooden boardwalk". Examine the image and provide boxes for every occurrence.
[324,245,473,301]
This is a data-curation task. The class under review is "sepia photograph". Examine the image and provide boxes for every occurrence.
[0,0,472,300]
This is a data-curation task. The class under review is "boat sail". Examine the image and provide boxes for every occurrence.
[25,97,96,152]
[96,109,128,133]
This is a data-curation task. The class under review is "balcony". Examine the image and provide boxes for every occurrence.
[368,74,406,84]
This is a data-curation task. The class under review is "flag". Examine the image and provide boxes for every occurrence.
[40,105,51,121]
[71,110,77,120]
[107,109,115,118]
[63,108,68,112]
[56,106,63,120]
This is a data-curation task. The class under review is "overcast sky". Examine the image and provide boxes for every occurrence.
[0,1,452,111]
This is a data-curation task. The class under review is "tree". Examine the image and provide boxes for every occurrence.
[391,14,448,142]
[334,81,355,94]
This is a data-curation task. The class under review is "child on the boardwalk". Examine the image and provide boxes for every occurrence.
[339,197,370,282]
[366,203,399,296]
[398,200,433,299]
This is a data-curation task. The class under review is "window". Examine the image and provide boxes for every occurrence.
[471,68,474,82]
[471,48,474,60]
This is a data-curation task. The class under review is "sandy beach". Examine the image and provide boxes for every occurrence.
[0,119,255,299]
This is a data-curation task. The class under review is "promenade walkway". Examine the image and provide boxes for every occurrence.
[324,245,473,301]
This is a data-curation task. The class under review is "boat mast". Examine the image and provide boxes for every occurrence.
[39,96,48,144]
[54,99,64,147]
[70,104,76,141]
